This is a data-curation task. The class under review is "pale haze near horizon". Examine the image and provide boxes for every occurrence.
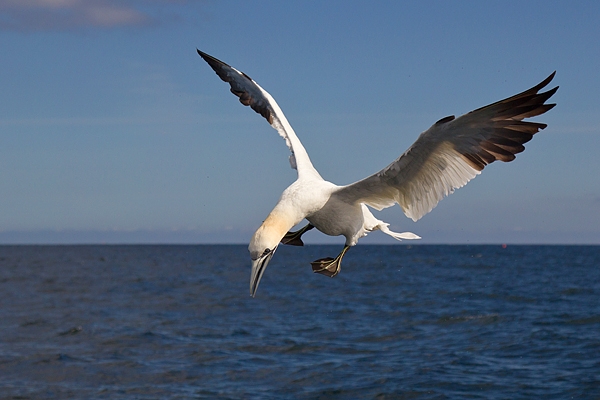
[0,1,598,245]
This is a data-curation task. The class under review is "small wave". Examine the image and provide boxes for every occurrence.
[437,313,501,324]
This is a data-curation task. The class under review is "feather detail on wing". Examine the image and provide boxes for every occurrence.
[335,72,558,222]
[197,50,318,176]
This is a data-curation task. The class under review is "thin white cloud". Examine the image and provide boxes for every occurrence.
[0,0,183,31]
[1,0,81,9]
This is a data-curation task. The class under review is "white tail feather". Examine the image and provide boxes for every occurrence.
[379,224,421,241]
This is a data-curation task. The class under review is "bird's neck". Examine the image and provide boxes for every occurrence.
[260,208,297,240]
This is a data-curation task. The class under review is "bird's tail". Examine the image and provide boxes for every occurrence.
[378,223,421,241]
[361,204,420,241]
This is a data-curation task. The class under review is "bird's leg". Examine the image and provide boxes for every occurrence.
[311,245,350,278]
[280,223,314,246]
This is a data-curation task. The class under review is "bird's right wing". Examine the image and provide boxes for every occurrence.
[197,50,319,178]
[335,73,558,222]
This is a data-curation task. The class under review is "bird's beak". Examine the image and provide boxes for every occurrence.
[250,246,277,297]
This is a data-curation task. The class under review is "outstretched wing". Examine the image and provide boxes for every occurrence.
[197,50,318,177]
[335,73,558,222]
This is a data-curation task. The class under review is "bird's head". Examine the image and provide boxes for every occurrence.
[248,211,295,297]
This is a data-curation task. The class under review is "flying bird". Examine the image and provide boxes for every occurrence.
[197,50,558,297]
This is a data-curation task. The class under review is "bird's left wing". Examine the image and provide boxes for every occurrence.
[335,73,558,222]
[197,50,318,177]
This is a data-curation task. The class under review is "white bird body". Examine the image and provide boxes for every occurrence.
[248,176,407,252]
[307,189,364,241]
[197,50,558,296]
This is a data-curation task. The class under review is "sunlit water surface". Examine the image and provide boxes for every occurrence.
[1,245,598,399]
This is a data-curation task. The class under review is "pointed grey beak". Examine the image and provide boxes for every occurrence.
[250,246,277,297]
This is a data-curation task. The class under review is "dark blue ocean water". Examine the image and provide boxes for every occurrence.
[0,245,599,399]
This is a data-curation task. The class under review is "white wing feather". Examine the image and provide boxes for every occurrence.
[335,73,558,222]
[197,50,320,179]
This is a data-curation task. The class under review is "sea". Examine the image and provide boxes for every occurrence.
[0,245,598,399]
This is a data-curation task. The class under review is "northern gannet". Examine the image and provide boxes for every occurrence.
[197,50,558,297]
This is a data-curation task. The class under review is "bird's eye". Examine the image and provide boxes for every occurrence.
[262,248,271,256]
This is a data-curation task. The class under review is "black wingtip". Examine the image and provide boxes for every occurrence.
[515,71,558,97]
[197,49,210,61]
[196,49,234,70]
[542,71,556,85]
[545,85,559,98]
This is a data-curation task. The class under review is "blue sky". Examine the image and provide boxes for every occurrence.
[0,1,598,244]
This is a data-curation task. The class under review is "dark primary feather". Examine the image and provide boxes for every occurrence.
[335,72,558,221]
[197,49,274,124]
[455,72,558,170]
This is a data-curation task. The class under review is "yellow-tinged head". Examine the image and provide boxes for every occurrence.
[248,211,296,297]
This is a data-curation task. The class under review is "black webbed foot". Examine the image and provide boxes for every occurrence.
[281,224,314,246]
[310,245,350,278]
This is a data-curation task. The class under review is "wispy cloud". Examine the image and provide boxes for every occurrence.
[0,0,185,31]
